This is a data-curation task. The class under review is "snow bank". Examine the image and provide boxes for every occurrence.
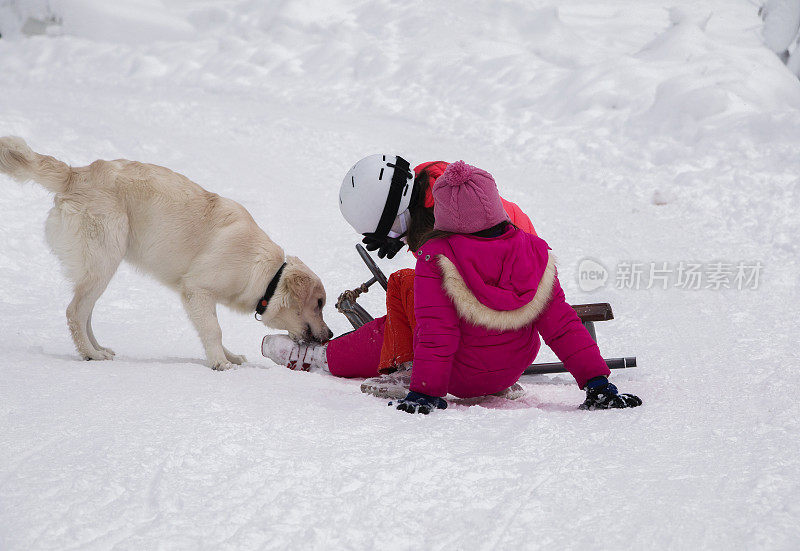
[1,1,794,159]
[0,0,195,42]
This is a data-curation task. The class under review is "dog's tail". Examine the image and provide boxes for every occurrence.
[0,136,72,193]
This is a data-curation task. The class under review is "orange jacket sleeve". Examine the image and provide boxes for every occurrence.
[501,197,536,236]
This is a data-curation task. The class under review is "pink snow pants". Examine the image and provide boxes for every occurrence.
[325,316,386,378]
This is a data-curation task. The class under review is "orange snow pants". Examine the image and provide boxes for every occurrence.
[377,268,417,373]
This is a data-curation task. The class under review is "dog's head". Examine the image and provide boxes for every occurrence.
[263,256,333,343]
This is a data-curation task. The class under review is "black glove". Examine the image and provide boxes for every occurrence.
[579,377,642,410]
[396,391,448,414]
[362,233,406,259]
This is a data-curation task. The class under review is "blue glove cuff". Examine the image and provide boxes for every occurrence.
[585,376,620,396]
[585,376,609,390]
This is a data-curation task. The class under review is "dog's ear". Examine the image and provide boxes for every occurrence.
[282,268,313,311]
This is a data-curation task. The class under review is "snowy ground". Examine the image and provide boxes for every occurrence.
[1,1,799,549]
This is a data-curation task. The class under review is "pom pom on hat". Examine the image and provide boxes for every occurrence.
[441,160,473,187]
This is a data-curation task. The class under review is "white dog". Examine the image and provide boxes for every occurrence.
[0,137,332,369]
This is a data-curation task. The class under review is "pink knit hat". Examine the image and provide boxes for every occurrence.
[432,160,509,233]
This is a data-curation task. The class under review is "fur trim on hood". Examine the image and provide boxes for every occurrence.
[436,252,556,331]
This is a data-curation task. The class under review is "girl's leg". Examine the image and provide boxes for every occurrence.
[262,316,386,376]
[378,268,417,373]
[326,316,387,378]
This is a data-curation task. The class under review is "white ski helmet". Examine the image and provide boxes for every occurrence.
[339,154,415,236]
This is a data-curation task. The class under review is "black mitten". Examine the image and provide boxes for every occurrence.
[396,391,448,414]
[362,233,406,259]
[579,377,642,410]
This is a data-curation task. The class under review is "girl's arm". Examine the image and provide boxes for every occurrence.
[536,276,611,389]
[409,253,461,398]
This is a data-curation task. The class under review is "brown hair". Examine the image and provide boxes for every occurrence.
[406,169,437,252]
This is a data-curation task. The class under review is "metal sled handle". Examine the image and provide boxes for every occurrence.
[356,244,388,291]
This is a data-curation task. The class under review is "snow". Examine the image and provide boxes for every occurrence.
[1,0,799,548]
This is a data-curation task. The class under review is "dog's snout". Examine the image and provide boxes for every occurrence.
[305,324,333,344]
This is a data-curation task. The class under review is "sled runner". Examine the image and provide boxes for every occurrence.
[336,245,637,376]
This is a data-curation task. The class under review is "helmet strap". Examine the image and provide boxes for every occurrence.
[373,156,411,238]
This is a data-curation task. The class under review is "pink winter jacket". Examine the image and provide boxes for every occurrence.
[410,227,610,398]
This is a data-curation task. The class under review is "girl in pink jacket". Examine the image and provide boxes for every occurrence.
[394,160,642,413]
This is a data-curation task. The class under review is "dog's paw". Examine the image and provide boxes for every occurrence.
[96,349,115,360]
[210,360,235,371]
[82,349,114,361]
[98,346,116,357]
[226,353,247,365]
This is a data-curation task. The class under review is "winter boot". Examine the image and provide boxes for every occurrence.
[492,382,526,400]
[360,361,412,399]
[261,334,328,373]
